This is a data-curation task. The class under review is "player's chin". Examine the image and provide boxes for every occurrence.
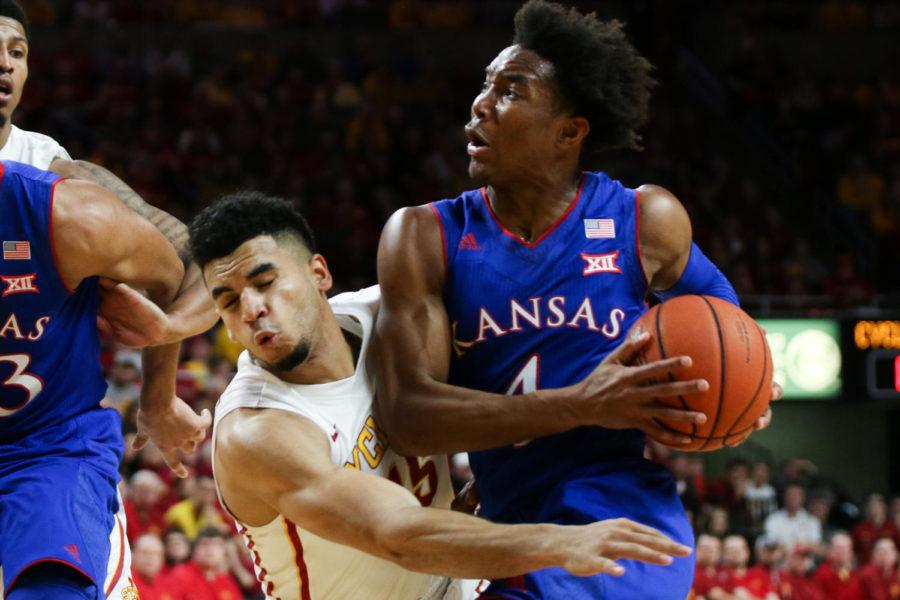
[467,160,491,184]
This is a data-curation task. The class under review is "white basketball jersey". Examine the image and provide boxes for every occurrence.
[0,125,71,169]
[213,286,477,600]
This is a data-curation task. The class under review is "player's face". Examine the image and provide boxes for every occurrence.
[0,17,28,126]
[466,46,569,186]
[205,235,333,375]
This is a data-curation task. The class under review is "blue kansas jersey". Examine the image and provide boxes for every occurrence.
[432,171,694,599]
[0,161,128,596]
[0,160,106,442]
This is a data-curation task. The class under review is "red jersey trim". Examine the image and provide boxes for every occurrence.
[285,519,312,600]
[48,177,76,294]
[428,202,448,272]
[481,174,586,250]
[104,515,126,597]
[634,188,650,293]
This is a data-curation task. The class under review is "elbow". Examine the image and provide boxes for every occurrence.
[370,513,429,573]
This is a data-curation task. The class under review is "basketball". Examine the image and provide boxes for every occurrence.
[631,295,773,452]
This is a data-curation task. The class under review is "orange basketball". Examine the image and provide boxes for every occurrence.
[631,295,773,451]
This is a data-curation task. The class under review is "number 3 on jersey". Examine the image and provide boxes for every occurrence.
[0,353,43,417]
[505,354,539,447]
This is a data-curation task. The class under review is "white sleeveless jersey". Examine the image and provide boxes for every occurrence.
[213,286,478,600]
[0,125,71,169]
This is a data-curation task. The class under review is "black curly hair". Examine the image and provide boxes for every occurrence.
[189,191,316,268]
[512,0,654,159]
[0,0,29,40]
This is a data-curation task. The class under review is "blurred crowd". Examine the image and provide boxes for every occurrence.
[662,451,900,600]
[14,0,900,312]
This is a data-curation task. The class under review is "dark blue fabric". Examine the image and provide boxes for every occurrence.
[654,242,739,306]
[7,562,97,600]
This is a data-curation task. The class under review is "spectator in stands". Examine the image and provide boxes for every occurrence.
[722,534,779,600]
[131,533,172,600]
[124,469,169,544]
[853,494,899,565]
[859,537,900,600]
[163,528,192,572]
[746,461,779,533]
[778,544,825,600]
[692,533,729,600]
[809,489,841,542]
[671,452,702,516]
[813,531,863,600]
[752,534,786,593]
[164,475,228,540]
[163,528,243,600]
[102,350,142,414]
[892,497,900,537]
[765,484,823,551]
[704,506,732,540]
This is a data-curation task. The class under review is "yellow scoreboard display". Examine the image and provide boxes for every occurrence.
[854,321,900,399]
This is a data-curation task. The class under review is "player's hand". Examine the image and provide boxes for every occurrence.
[98,278,175,347]
[451,479,480,515]
[133,397,212,478]
[574,330,709,446]
[560,518,691,577]
[724,380,781,448]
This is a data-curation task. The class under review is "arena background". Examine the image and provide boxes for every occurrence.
[14,0,900,598]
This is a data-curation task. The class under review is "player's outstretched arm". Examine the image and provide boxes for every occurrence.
[215,408,692,580]
[49,158,218,344]
[374,206,709,455]
[51,179,210,476]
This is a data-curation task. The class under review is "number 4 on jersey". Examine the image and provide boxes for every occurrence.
[505,354,540,395]
[505,354,539,447]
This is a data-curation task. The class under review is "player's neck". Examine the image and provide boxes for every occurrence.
[0,120,12,150]
[486,170,582,243]
[278,311,357,385]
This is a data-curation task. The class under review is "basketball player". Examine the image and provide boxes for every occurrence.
[0,0,216,347]
[374,1,780,598]
[0,160,206,599]
[191,192,692,600]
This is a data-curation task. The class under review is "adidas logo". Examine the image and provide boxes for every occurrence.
[458,232,481,251]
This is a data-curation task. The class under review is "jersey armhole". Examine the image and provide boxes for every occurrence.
[428,202,448,273]
[48,177,76,294]
[633,188,650,294]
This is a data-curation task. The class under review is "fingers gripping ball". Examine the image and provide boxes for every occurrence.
[630,295,773,451]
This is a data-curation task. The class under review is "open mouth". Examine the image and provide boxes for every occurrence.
[465,127,489,148]
[0,77,13,100]
[254,331,278,347]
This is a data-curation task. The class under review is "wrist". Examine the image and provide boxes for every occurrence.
[539,384,584,429]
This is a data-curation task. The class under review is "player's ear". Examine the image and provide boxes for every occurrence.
[309,254,333,293]
[557,115,590,150]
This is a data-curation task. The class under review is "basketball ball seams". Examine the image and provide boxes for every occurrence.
[654,419,755,442]
[697,296,726,451]
[655,300,696,439]
[722,319,771,444]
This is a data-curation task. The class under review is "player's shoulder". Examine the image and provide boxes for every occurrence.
[220,352,286,406]
[329,285,380,320]
[0,158,57,183]
[11,126,65,150]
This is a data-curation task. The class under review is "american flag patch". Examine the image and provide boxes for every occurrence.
[3,241,31,260]
[583,218,615,239]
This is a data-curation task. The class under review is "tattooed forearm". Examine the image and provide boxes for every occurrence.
[49,158,191,263]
